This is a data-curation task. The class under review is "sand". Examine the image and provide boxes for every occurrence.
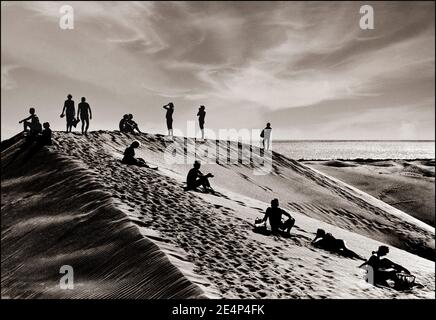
[303,160,435,226]
[1,131,434,299]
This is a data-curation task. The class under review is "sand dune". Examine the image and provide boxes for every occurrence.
[1,131,434,299]
[303,160,435,226]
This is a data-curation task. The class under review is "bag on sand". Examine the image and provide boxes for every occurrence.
[253,217,267,233]
[394,272,416,290]
[72,118,80,128]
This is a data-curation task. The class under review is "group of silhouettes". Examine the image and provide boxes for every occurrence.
[61,94,93,134]
[254,198,415,290]
[18,107,52,146]
[18,97,413,291]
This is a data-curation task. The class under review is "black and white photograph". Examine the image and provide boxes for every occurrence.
[1,0,434,313]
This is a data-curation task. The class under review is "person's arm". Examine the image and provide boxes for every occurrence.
[262,208,271,223]
[61,101,66,116]
[76,104,81,119]
[163,105,169,110]
[19,115,32,123]
[88,105,92,119]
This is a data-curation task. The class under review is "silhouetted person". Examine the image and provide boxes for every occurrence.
[186,160,214,193]
[197,105,206,140]
[262,199,295,235]
[312,229,364,260]
[163,102,174,136]
[19,107,38,133]
[261,123,272,151]
[37,122,52,146]
[77,97,92,135]
[122,141,147,166]
[360,246,413,288]
[61,94,76,132]
[125,114,141,134]
[119,114,129,132]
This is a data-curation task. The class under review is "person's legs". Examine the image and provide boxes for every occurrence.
[84,118,89,134]
[282,218,295,234]
[81,119,85,134]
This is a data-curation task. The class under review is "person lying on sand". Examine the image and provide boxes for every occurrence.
[185,160,214,193]
[122,141,148,167]
[261,199,295,236]
[359,245,415,289]
[312,229,364,260]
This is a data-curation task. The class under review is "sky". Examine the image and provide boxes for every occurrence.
[1,1,435,140]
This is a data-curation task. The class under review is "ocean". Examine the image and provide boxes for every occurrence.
[272,140,435,160]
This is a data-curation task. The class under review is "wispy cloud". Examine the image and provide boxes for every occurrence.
[1,1,434,139]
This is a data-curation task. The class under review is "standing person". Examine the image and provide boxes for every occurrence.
[77,97,92,135]
[61,94,76,133]
[18,107,38,132]
[261,199,295,236]
[197,105,206,140]
[163,102,174,136]
[261,122,272,151]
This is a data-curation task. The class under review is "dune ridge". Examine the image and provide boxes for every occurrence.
[1,131,434,299]
[1,137,206,299]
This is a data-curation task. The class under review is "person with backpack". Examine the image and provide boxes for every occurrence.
[261,123,272,151]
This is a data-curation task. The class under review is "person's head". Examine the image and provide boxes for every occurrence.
[81,97,86,102]
[271,198,279,208]
[169,102,174,109]
[200,105,205,110]
[29,107,35,115]
[315,228,326,238]
[67,94,72,100]
[375,245,389,257]
[131,141,140,148]
[266,122,271,128]
[193,160,201,169]
[123,114,128,120]
[43,122,50,129]
[128,114,133,120]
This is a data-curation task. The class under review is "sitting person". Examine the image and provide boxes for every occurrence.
[261,199,295,236]
[19,107,38,133]
[359,245,414,289]
[122,141,147,167]
[125,114,141,134]
[185,160,214,193]
[312,229,364,260]
[119,114,129,132]
[37,122,52,146]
